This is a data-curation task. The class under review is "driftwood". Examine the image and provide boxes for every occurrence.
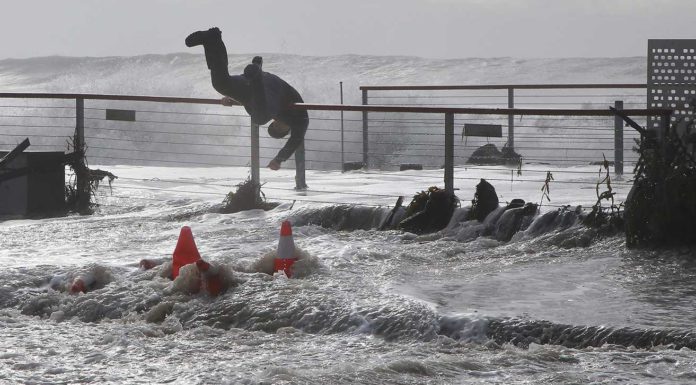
[379,196,403,230]
[609,106,647,136]
[89,169,118,191]
[0,138,30,171]
[0,151,83,184]
[0,139,31,184]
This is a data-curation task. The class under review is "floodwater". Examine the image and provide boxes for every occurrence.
[2,166,696,384]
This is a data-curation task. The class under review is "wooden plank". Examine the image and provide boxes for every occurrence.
[105,109,136,122]
[610,106,647,135]
[379,196,404,231]
[463,123,502,138]
[0,138,30,170]
[0,151,73,183]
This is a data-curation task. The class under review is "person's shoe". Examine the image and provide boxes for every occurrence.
[185,27,221,47]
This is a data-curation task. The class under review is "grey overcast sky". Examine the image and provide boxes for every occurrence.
[2,0,694,59]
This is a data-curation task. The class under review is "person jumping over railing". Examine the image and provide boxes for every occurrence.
[185,27,308,180]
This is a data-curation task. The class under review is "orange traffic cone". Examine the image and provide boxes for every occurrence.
[274,220,298,278]
[70,273,95,294]
[196,259,225,296]
[172,226,202,280]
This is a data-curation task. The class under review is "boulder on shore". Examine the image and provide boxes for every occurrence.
[467,143,521,165]
[469,179,499,222]
[399,187,458,235]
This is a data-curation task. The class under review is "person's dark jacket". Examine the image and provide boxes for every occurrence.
[245,69,308,163]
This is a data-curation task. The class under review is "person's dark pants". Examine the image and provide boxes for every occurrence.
[203,35,268,122]
[276,108,309,190]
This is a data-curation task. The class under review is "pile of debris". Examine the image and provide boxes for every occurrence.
[220,178,278,214]
[467,144,521,165]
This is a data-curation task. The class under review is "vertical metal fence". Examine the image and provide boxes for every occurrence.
[0,90,673,210]
[358,84,648,174]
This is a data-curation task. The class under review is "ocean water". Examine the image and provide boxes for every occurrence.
[1,165,696,384]
[0,53,649,170]
[0,53,647,103]
[2,54,696,384]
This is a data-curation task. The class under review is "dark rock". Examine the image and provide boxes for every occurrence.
[590,160,615,166]
[506,199,525,210]
[469,179,499,222]
[400,163,423,171]
[399,187,458,234]
[501,146,522,164]
[343,162,365,172]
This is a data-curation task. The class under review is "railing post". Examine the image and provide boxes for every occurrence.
[362,88,369,167]
[75,98,85,150]
[74,97,90,211]
[445,112,454,195]
[613,100,624,175]
[340,81,345,171]
[507,87,514,149]
[250,121,260,192]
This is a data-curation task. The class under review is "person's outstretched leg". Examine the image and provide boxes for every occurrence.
[185,27,251,105]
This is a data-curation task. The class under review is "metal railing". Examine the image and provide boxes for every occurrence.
[293,102,670,194]
[0,92,309,190]
[359,84,649,174]
[0,91,671,209]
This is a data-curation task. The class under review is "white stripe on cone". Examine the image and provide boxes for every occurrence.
[277,221,295,260]
[274,220,298,277]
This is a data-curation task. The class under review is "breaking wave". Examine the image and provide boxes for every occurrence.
[10,264,696,352]
[485,317,696,350]
[289,202,601,249]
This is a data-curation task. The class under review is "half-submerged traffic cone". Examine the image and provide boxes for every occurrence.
[70,273,96,294]
[274,220,298,278]
[196,259,225,296]
[172,226,202,280]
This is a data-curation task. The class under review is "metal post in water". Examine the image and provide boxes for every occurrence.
[250,121,260,192]
[74,97,89,211]
[614,100,624,175]
[340,81,345,171]
[508,87,515,150]
[362,88,369,168]
[445,112,454,195]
